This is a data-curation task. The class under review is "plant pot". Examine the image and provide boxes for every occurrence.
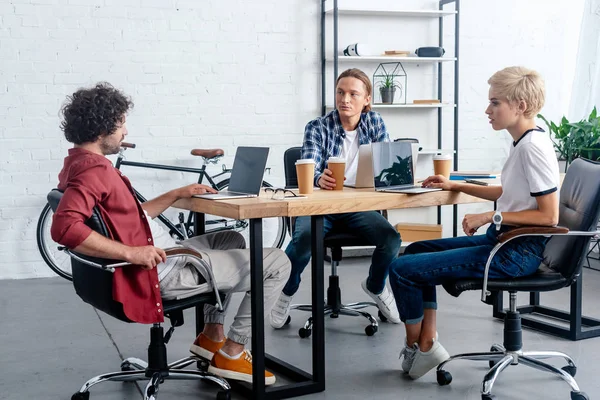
[558,159,568,173]
[380,87,396,104]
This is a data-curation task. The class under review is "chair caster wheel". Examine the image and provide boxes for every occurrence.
[482,394,496,400]
[198,359,210,372]
[562,365,577,377]
[489,345,501,368]
[330,313,339,318]
[571,391,589,400]
[299,327,312,338]
[436,370,452,386]
[121,361,135,372]
[378,310,387,323]
[217,390,231,400]
[365,325,378,336]
[72,392,90,400]
[284,315,291,325]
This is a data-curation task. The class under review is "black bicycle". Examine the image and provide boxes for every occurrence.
[36,142,287,281]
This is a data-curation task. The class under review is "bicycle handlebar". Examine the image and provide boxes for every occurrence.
[121,142,136,149]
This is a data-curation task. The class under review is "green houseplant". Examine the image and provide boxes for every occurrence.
[378,74,402,104]
[538,107,600,171]
[373,62,406,105]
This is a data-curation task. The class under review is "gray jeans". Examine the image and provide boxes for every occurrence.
[160,231,290,345]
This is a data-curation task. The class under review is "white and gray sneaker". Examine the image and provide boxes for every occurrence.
[361,279,401,323]
[399,342,418,372]
[269,292,293,329]
[408,337,450,380]
[400,332,438,373]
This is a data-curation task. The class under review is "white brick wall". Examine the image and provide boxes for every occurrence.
[0,0,584,279]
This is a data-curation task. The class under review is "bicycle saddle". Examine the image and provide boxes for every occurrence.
[190,148,224,159]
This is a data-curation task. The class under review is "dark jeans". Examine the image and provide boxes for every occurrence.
[283,211,401,296]
[389,225,548,324]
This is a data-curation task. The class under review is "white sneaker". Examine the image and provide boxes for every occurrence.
[408,337,450,380]
[269,292,293,329]
[400,332,438,373]
[399,341,417,372]
[361,279,401,323]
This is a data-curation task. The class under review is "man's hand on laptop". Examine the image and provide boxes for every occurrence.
[178,183,218,198]
[126,246,167,270]
[421,175,456,191]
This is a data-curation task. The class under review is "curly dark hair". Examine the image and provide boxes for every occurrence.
[60,82,133,145]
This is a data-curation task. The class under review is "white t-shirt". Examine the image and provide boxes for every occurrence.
[340,129,360,185]
[144,210,181,281]
[496,128,559,213]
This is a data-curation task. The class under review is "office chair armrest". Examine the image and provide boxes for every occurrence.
[480,227,600,302]
[60,247,132,271]
[61,246,225,312]
[497,226,569,243]
[163,247,224,312]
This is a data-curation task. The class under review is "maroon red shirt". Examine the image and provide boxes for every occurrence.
[51,148,163,324]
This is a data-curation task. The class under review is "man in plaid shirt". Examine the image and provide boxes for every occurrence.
[270,69,402,329]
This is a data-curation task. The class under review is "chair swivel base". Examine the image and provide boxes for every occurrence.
[71,325,231,400]
[290,275,380,338]
[435,308,589,400]
[436,346,588,400]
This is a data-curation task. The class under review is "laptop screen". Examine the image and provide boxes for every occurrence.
[228,146,270,194]
[371,142,414,188]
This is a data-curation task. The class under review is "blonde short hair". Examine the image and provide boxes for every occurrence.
[487,66,545,118]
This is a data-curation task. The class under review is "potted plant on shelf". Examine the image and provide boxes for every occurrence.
[538,107,600,172]
[378,74,402,104]
[373,62,407,105]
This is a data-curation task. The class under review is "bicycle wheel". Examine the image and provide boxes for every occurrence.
[201,179,287,248]
[36,203,73,281]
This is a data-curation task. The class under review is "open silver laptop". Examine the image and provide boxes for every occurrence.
[194,146,269,200]
[344,143,374,188]
[372,142,442,194]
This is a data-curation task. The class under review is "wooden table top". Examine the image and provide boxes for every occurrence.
[173,187,489,219]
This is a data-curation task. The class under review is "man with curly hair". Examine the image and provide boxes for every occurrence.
[51,82,290,386]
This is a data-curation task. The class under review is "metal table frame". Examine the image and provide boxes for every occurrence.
[194,212,326,399]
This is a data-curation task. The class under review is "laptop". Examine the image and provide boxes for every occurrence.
[344,144,374,188]
[194,146,269,200]
[371,142,442,194]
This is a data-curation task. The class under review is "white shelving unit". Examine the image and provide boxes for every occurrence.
[327,56,457,63]
[326,103,456,109]
[321,0,461,234]
[324,7,456,18]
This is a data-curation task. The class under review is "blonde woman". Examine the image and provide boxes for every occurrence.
[389,66,560,379]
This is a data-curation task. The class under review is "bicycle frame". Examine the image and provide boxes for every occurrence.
[114,148,230,240]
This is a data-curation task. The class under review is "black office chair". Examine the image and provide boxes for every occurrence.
[47,190,231,400]
[282,147,382,338]
[437,158,600,400]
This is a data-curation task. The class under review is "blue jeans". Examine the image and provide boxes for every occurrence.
[389,225,548,324]
[283,211,401,296]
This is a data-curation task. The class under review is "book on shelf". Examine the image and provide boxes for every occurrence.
[449,171,497,180]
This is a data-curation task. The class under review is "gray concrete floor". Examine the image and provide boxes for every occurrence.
[2,257,600,400]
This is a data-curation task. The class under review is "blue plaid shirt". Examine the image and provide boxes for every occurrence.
[301,109,390,185]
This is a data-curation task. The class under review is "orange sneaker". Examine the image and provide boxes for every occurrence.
[208,350,276,385]
[189,333,225,361]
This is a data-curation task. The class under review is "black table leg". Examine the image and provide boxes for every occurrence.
[250,218,266,397]
[199,214,326,399]
[310,215,326,388]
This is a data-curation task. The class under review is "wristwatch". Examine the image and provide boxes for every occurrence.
[492,211,503,231]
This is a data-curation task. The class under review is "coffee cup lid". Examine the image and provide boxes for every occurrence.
[295,159,315,165]
[433,154,452,160]
[327,157,345,163]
